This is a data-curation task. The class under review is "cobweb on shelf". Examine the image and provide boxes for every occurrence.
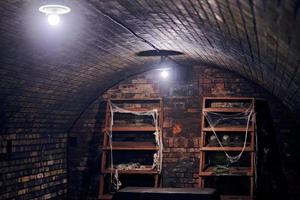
[203,103,255,163]
[106,101,163,190]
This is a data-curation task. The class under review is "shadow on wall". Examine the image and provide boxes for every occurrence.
[67,100,106,199]
[256,100,289,200]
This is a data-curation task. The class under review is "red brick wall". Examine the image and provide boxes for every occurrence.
[68,65,300,199]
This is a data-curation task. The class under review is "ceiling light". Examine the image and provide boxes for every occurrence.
[39,5,71,26]
[47,14,60,26]
[160,69,169,78]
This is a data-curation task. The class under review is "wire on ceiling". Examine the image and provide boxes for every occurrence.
[89,2,160,53]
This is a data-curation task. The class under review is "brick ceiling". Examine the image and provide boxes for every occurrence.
[1,0,300,134]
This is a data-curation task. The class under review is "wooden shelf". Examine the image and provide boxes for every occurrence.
[109,98,161,101]
[99,98,163,198]
[98,194,112,200]
[221,195,252,200]
[200,97,256,199]
[203,107,250,113]
[103,126,159,132]
[203,97,254,100]
[200,166,253,176]
[203,126,253,132]
[103,167,158,174]
[103,142,158,150]
[200,146,253,151]
[107,108,160,112]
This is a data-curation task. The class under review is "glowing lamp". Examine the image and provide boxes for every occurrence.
[47,14,60,26]
[161,69,169,78]
[39,5,71,26]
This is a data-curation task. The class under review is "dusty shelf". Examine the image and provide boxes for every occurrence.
[200,166,253,176]
[102,142,158,151]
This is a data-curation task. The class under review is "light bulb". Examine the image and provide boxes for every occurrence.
[161,70,169,78]
[47,14,60,26]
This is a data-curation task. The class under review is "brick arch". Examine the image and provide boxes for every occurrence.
[0,0,300,199]
[68,65,299,199]
[1,1,300,134]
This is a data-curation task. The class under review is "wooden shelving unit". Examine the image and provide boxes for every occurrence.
[98,98,163,199]
[199,97,256,200]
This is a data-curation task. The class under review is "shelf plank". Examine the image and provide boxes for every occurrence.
[203,97,254,100]
[200,166,253,176]
[103,126,159,132]
[103,168,158,174]
[200,146,253,151]
[203,108,252,113]
[102,142,158,150]
[221,195,252,200]
[203,126,253,132]
[109,98,161,101]
[107,108,160,112]
[98,194,112,200]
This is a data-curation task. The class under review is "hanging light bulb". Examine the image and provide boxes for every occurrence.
[47,14,60,26]
[158,55,170,79]
[39,5,71,26]
[161,69,169,78]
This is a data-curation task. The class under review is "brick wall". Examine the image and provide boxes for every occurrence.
[68,65,300,199]
[0,132,68,199]
[1,1,299,200]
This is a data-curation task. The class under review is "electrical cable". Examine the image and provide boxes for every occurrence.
[89,2,160,52]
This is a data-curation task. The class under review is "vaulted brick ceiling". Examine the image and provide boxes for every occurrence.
[1,0,300,134]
